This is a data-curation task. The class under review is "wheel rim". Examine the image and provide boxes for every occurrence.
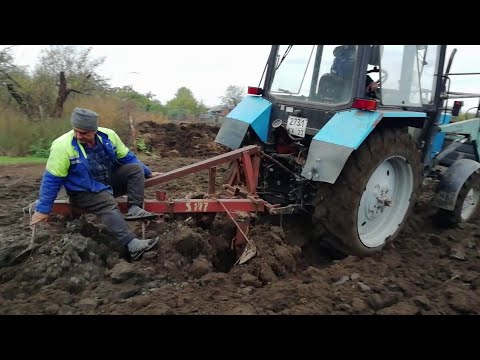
[357,156,413,248]
[461,188,480,221]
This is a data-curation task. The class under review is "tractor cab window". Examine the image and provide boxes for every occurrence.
[270,45,358,106]
[417,45,440,105]
[379,45,441,107]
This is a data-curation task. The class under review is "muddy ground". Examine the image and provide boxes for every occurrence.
[1,121,479,315]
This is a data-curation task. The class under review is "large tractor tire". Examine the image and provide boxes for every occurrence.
[436,172,480,226]
[312,127,422,257]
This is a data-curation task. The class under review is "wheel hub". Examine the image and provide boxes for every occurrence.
[358,155,413,248]
[365,185,392,220]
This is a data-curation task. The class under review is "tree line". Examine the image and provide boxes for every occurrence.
[0,45,245,121]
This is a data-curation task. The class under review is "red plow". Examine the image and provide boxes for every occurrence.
[51,145,285,264]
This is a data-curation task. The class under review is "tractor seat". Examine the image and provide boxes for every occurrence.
[316,73,348,102]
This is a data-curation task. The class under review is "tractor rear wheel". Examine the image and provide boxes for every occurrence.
[312,127,422,257]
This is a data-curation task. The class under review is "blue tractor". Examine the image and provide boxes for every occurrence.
[215,45,480,257]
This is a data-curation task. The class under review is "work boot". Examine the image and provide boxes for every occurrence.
[127,237,159,261]
[124,205,158,221]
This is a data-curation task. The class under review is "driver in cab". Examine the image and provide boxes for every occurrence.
[330,45,380,98]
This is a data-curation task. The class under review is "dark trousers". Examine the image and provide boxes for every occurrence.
[67,163,145,246]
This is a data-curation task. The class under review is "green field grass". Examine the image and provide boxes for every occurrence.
[0,157,48,165]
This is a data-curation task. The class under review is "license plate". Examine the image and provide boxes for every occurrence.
[286,116,308,138]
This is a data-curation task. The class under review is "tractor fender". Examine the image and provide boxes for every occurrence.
[215,96,272,149]
[301,109,426,184]
[432,159,480,211]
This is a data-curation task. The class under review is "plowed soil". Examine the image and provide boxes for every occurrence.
[0,122,479,315]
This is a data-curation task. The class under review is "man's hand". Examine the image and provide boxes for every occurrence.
[30,211,49,226]
[367,81,380,92]
[149,171,162,178]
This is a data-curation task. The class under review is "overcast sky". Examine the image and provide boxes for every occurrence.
[3,45,480,111]
[2,45,272,108]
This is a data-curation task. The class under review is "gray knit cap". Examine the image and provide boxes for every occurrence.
[71,107,98,131]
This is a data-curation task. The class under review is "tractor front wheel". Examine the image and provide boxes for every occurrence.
[313,127,421,257]
[436,172,480,226]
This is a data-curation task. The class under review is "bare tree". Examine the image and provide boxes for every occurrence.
[219,85,245,107]
[1,45,109,119]
[35,45,108,117]
[5,83,33,117]
[0,46,15,75]
[0,46,35,115]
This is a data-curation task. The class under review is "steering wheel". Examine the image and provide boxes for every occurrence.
[368,67,389,85]
[379,68,388,84]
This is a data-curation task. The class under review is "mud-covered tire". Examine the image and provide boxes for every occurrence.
[436,172,480,226]
[312,127,422,257]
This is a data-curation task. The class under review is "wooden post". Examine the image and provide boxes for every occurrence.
[129,114,137,153]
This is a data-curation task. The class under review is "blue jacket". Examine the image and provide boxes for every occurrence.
[36,127,151,214]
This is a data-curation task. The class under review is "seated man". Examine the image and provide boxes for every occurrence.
[330,45,356,79]
[30,107,160,261]
[315,45,357,101]
[331,45,380,98]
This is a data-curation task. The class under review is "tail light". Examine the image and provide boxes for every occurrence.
[352,98,377,111]
[248,86,263,95]
[452,100,464,116]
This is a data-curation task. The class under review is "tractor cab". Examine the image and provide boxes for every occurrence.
[215,45,447,152]
[266,45,443,112]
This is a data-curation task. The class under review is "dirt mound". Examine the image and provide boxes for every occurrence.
[136,121,227,158]
[0,209,307,315]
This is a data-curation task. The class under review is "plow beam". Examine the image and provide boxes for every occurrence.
[51,198,265,216]
[144,145,261,188]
